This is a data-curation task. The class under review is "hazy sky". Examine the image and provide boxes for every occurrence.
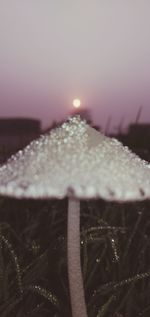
[0,0,150,131]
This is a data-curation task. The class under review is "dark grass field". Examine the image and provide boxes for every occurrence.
[0,197,150,317]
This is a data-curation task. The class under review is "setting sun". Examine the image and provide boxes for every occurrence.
[73,98,81,108]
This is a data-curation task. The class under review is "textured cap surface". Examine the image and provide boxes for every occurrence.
[0,116,150,201]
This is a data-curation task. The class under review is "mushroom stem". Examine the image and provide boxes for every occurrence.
[67,197,88,317]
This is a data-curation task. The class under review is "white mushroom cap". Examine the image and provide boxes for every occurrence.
[0,116,150,201]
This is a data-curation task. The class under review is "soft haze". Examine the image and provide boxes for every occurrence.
[0,0,150,131]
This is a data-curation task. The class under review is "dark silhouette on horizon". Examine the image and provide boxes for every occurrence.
[0,116,150,162]
[0,118,41,162]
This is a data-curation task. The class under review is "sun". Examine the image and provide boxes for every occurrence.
[73,98,81,108]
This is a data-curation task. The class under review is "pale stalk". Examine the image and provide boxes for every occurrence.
[67,197,88,317]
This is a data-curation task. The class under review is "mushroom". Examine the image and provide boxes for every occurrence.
[0,116,150,317]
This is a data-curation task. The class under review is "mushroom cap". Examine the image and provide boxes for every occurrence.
[0,116,150,202]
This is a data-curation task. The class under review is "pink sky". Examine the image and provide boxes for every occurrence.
[0,1,150,132]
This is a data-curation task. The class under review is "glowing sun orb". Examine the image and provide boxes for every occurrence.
[73,98,81,108]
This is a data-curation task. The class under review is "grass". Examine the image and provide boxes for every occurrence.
[0,198,150,316]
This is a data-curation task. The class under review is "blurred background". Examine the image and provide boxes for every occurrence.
[0,2,150,316]
[0,0,150,161]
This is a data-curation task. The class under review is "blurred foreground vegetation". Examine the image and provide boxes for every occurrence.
[0,197,150,316]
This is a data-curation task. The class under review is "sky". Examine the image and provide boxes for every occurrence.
[0,0,150,132]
